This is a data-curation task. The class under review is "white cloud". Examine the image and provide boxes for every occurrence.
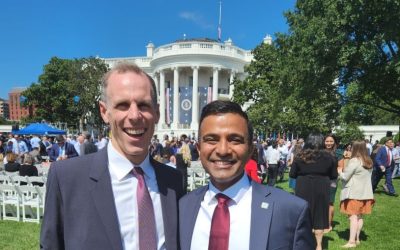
[179,11,214,30]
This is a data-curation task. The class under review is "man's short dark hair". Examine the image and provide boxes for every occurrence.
[198,100,253,145]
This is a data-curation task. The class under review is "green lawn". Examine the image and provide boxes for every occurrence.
[275,177,400,250]
[0,177,399,249]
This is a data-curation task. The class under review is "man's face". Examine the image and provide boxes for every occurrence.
[386,140,394,149]
[197,113,252,191]
[278,139,284,146]
[77,135,84,144]
[99,71,159,164]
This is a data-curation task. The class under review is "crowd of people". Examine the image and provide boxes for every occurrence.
[245,133,399,249]
[0,132,108,176]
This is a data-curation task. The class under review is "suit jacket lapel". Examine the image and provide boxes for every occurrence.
[152,157,179,249]
[249,182,273,250]
[89,149,123,250]
[182,186,208,250]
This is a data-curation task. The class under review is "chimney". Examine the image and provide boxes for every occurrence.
[263,34,272,45]
[146,42,154,57]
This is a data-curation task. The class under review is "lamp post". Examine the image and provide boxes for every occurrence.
[73,95,82,133]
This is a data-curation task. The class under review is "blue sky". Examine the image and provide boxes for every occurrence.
[0,0,295,100]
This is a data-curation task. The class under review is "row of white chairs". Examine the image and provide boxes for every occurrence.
[0,184,45,223]
[0,173,47,187]
[187,167,209,191]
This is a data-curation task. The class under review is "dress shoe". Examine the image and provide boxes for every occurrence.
[387,193,399,197]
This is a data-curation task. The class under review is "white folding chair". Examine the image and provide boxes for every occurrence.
[0,184,20,221]
[36,186,46,214]
[27,176,46,187]
[10,175,28,186]
[15,185,42,223]
[0,175,12,185]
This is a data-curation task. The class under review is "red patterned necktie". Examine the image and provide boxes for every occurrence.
[208,193,231,250]
[133,166,157,250]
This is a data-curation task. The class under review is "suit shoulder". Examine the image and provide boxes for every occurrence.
[253,182,308,207]
[152,158,182,178]
[50,150,103,175]
[179,186,207,205]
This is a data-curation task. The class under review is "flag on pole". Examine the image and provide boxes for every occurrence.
[217,1,222,42]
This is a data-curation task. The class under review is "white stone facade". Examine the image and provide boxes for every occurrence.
[103,37,259,139]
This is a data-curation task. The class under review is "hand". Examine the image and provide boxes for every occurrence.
[380,165,385,172]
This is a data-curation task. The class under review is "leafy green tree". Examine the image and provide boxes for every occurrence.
[22,57,109,131]
[285,0,400,115]
[233,40,340,137]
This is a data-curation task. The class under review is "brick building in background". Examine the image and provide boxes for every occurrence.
[8,87,33,121]
[0,98,9,119]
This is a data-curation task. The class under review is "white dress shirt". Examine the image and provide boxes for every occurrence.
[266,148,280,165]
[107,141,165,250]
[191,173,252,250]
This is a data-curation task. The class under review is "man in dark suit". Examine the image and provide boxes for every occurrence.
[41,62,185,249]
[179,100,314,250]
[48,135,79,162]
[372,137,397,196]
[80,131,98,155]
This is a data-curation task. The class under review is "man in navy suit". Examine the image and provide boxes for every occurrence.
[48,134,79,161]
[41,62,185,249]
[179,101,314,250]
[372,137,397,196]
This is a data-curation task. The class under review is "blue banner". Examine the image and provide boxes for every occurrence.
[179,86,192,124]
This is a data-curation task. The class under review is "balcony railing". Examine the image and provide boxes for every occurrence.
[152,41,253,61]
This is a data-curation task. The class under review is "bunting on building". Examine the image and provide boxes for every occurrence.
[179,86,192,124]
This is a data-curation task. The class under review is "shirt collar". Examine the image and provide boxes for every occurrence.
[107,140,155,181]
[205,172,251,205]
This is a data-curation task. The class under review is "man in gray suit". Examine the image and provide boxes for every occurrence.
[179,101,314,250]
[41,62,185,250]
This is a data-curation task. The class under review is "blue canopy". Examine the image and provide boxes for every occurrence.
[14,123,66,135]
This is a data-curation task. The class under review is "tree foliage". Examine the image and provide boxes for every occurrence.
[22,57,109,131]
[285,0,400,115]
[233,0,399,136]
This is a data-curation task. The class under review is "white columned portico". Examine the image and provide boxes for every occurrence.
[159,70,166,130]
[172,67,179,129]
[191,66,199,130]
[212,67,220,101]
[153,73,159,95]
[229,70,236,99]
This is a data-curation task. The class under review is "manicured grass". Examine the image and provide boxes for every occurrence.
[0,220,40,250]
[276,177,400,250]
[0,177,399,249]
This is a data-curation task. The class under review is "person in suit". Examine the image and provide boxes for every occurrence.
[40,62,185,250]
[179,100,314,250]
[372,137,397,196]
[48,135,79,162]
[80,131,98,155]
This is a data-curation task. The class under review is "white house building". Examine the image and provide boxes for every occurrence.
[103,36,273,139]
